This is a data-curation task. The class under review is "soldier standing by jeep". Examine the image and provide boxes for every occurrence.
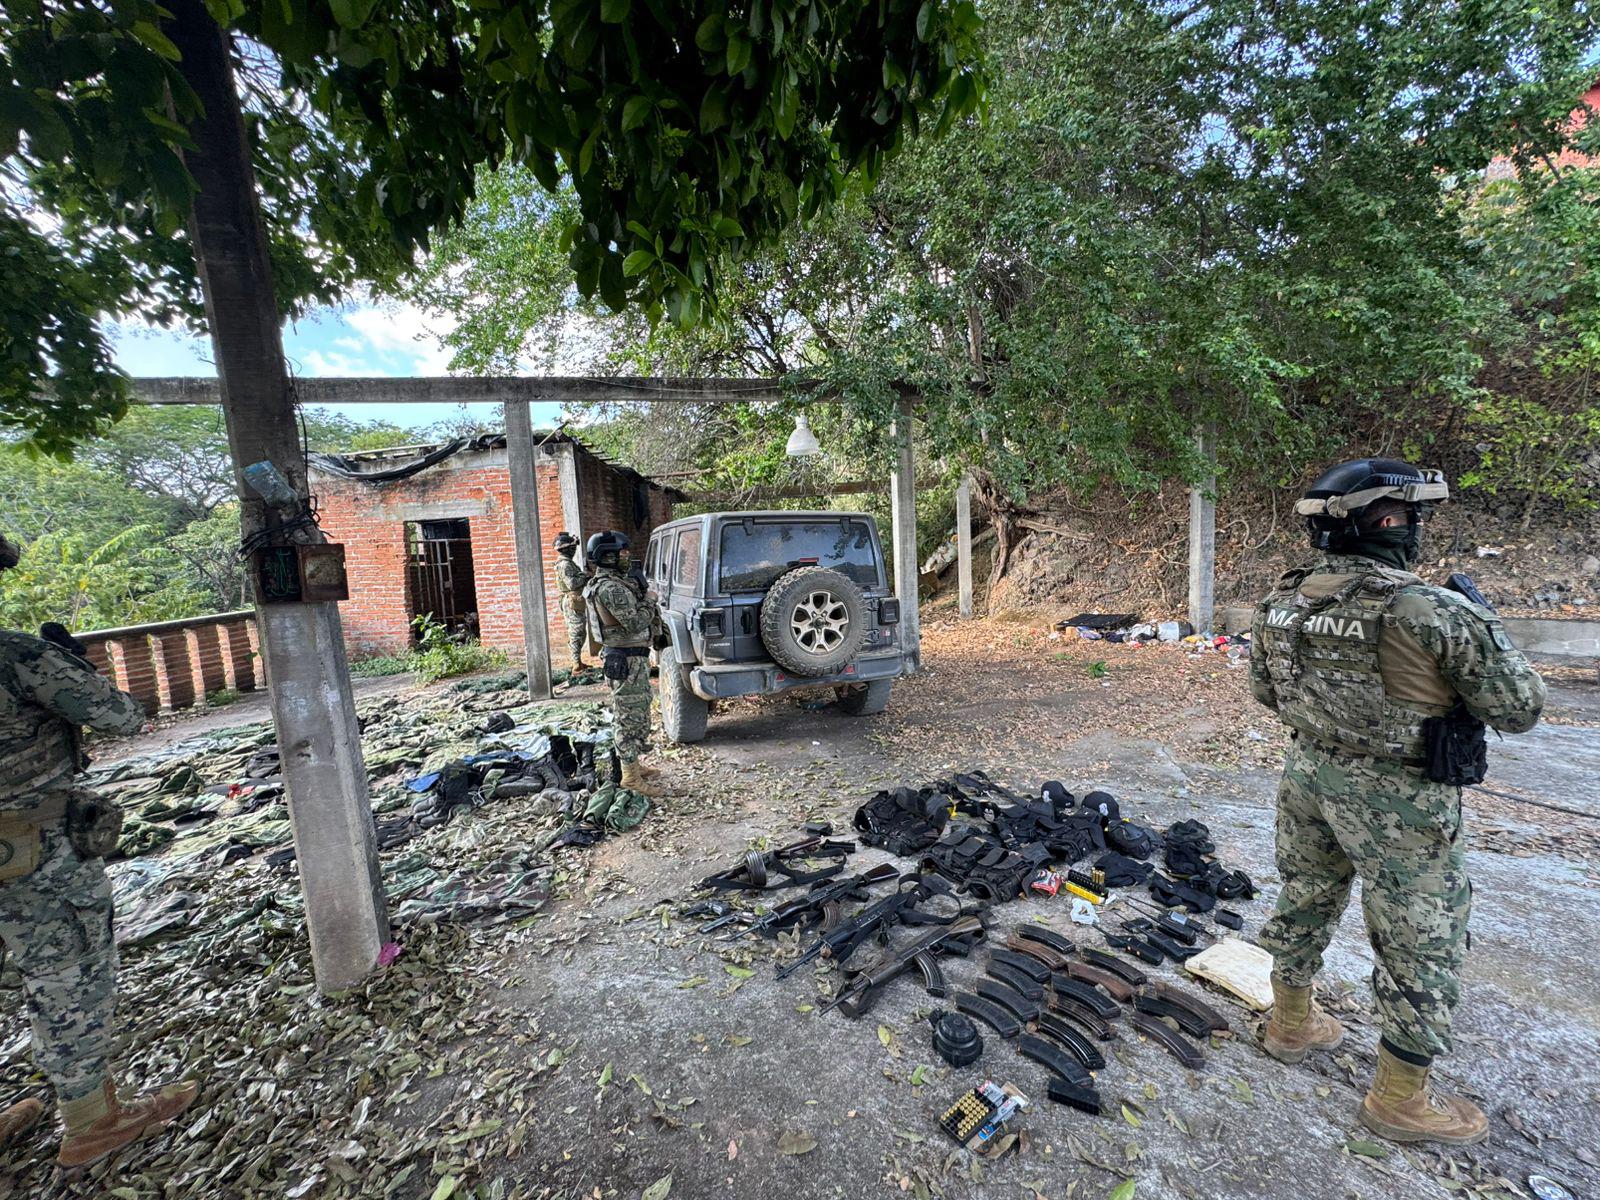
[582,530,659,794]
[0,534,199,1167]
[1249,460,1545,1147]
[552,531,590,673]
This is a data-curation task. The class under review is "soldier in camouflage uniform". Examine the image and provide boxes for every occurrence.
[552,531,591,673]
[0,534,198,1167]
[1249,461,1546,1146]
[582,530,659,795]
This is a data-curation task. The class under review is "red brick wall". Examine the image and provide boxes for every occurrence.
[314,442,673,661]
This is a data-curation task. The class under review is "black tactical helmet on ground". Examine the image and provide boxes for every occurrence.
[554,531,579,555]
[585,529,630,568]
[1295,459,1449,556]
[0,533,18,571]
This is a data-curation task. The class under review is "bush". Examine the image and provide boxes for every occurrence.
[206,687,241,707]
[349,654,413,678]
[406,614,509,684]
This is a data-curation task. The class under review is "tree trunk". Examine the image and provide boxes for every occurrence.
[164,0,389,992]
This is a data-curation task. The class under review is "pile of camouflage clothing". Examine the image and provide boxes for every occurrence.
[85,672,652,947]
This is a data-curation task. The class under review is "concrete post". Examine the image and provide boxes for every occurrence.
[506,400,554,700]
[166,0,388,992]
[956,474,974,619]
[890,395,922,670]
[1188,423,1217,636]
[556,443,584,559]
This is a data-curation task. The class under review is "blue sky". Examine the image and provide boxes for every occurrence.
[111,299,563,432]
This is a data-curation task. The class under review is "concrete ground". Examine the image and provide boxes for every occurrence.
[491,624,1600,1200]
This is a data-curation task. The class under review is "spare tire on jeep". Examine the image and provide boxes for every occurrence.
[759,566,868,676]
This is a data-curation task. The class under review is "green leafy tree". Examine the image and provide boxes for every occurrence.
[409,0,1597,527]
[1,0,985,454]
[1458,121,1600,524]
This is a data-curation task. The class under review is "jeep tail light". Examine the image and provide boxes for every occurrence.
[879,599,901,625]
[697,610,726,637]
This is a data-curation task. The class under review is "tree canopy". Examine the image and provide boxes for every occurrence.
[0,0,985,455]
[410,0,1599,518]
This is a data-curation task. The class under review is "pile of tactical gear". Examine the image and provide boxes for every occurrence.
[681,769,1263,1120]
[82,673,650,947]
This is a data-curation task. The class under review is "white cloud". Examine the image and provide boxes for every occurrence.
[338,302,459,375]
[298,348,382,377]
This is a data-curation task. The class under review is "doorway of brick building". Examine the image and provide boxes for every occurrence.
[405,519,481,641]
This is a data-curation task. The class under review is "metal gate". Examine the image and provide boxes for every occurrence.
[406,519,479,637]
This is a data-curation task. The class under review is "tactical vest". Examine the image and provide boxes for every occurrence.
[583,572,650,650]
[0,654,76,809]
[554,556,587,603]
[1256,563,1433,762]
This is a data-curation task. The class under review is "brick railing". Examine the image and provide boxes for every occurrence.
[77,611,261,714]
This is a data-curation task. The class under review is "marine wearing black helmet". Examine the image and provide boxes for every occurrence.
[551,532,590,672]
[580,531,659,793]
[1294,458,1450,569]
[1249,458,1545,1149]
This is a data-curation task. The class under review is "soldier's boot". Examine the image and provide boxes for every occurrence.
[570,653,587,673]
[619,760,656,796]
[0,1098,44,1147]
[1359,1045,1488,1146]
[58,1078,200,1169]
[1262,979,1344,1064]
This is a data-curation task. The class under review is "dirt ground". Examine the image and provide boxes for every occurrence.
[5,617,1597,1200]
[494,620,1599,1200]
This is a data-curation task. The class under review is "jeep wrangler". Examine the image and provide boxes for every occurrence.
[643,511,912,742]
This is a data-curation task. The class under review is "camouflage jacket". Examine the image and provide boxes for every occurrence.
[553,555,587,600]
[0,630,144,809]
[1250,554,1546,758]
[583,568,652,649]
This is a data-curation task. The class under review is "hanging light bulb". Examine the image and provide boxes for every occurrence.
[785,413,821,457]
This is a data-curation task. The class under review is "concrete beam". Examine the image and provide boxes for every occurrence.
[132,376,787,406]
[956,475,974,619]
[506,401,553,700]
[890,396,921,671]
[681,476,943,506]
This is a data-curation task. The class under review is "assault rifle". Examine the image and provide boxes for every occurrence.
[775,874,964,980]
[1430,572,1493,786]
[823,915,988,1017]
[724,861,898,941]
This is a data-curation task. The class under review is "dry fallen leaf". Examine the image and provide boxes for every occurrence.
[777,1131,818,1155]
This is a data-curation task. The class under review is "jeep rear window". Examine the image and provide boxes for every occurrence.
[718,520,879,592]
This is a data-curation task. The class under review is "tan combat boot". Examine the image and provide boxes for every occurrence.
[0,1097,44,1147]
[1261,978,1345,1064]
[58,1078,200,1168]
[619,760,656,796]
[1359,1045,1488,1146]
[570,655,587,674]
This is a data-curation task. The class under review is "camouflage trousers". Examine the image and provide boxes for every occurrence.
[0,819,117,1102]
[1258,739,1470,1061]
[558,595,587,663]
[606,654,652,764]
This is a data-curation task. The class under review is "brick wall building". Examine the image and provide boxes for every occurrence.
[311,433,676,659]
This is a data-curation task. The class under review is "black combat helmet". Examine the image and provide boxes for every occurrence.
[554,531,579,555]
[1295,459,1449,552]
[585,529,630,568]
[0,534,18,571]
